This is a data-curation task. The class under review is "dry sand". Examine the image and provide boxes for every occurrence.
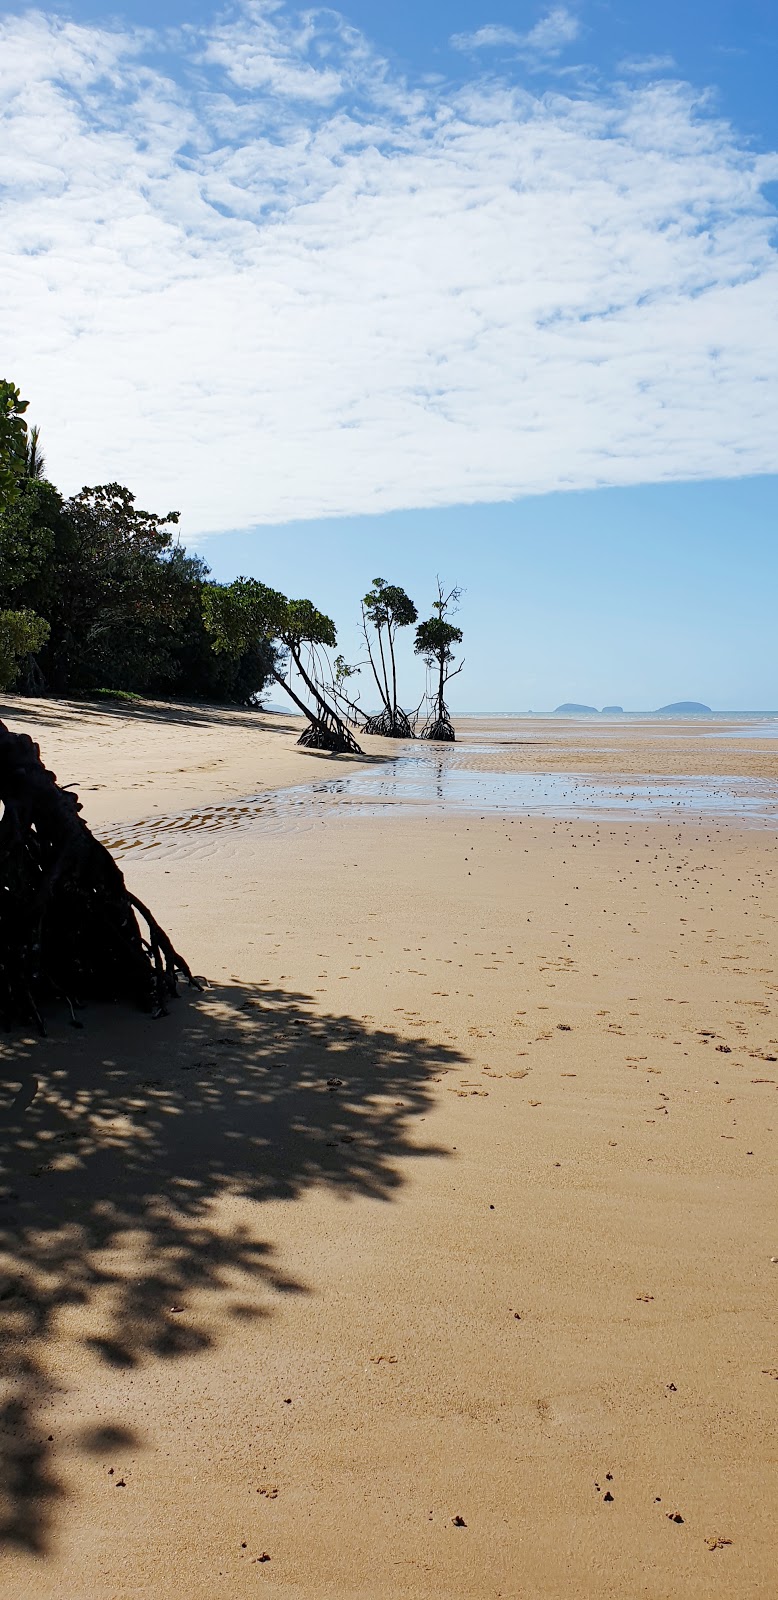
[0,697,377,828]
[1,698,777,1598]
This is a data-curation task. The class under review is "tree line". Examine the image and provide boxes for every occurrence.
[1,381,463,750]
[0,381,274,706]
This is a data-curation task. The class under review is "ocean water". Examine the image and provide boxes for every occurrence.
[454,712,778,739]
[102,737,778,862]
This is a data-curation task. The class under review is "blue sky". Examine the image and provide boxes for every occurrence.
[1,0,777,709]
[200,475,778,714]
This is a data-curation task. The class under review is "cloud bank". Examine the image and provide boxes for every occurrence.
[1,2,777,534]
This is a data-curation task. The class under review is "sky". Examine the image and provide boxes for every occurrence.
[1,0,777,710]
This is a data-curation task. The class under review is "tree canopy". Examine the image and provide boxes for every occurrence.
[203,578,336,656]
[361,576,418,737]
[363,578,418,633]
[0,380,29,511]
[414,615,463,669]
[414,582,463,741]
[0,609,50,693]
[0,391,274,705]
[0,379,464,735]
[203,578,360,752]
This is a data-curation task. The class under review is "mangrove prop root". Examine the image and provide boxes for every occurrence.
[297,718,362,754]
[363,707,416,739]
[0,719,200,1031]
[421,716,456,743]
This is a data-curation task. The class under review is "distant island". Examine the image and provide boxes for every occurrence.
[601,705,623,713]
[656,701,712,713]
[554,702,597,713]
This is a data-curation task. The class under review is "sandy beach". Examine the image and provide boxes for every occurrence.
[1,698,777,1598]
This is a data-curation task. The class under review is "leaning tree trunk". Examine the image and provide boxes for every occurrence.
[275,656,363,756]
[0,720,198,1032]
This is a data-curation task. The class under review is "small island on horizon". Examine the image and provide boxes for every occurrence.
[552,701,712,715]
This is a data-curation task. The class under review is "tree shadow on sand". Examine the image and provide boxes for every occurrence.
[1,695,388,753]
[0,984,464,1553]
[1,696,288,736]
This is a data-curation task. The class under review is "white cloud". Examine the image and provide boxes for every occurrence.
[525,7,581,54]
[452,7,580,59]
[618,54,678,76]
[450,24,523,52]
[0,4,777,536]
[199,0,350,101]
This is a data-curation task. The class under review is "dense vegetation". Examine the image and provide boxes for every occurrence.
[203,577,361,752]
[0,386,274,704]
[0,381,464,742]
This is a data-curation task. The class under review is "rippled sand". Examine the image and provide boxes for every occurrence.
[1,699,776,1598]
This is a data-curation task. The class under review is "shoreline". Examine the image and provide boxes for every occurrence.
[1,703,777,1598]
[4,697,778,833]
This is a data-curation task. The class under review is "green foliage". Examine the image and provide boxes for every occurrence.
[23,425,45,481]
[203,578,338,654]
[0,608,50,692]
[414,582,463,673]
[0,381,29,511]
[285,597,337,648]
[0,480,273,704]
[202,578,284,655]
[414,581,464,733]
[1,386,429,728]
[203,577,358,743]
[22,482,189,694]
[333,653,360,686]
[90,688,144,704]
[361,577,418,728]
[362,577,417,631]
[413,616,463,667]
[0,477,63,596]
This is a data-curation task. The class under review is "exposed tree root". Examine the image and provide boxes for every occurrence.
[420,714,456,742]
[296,718,362,754]
[363,706,416,739]
[0,720,199,1031]
[270,666,362,755]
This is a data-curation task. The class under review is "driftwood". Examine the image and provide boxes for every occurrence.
[0,719,198,1031]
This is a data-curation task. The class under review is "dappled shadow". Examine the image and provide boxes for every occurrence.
[1,694,302,736]
[0,695,390,774]
[0,983,462,1552]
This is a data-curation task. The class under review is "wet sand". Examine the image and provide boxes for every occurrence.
[1,701,777,1597]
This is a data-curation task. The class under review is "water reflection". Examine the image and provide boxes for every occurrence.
[100,750,778,862]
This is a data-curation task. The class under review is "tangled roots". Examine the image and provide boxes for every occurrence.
[421,716,456,743]
[0,720,200,1031]
[363,706,416,738]
[297,719,362,754]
